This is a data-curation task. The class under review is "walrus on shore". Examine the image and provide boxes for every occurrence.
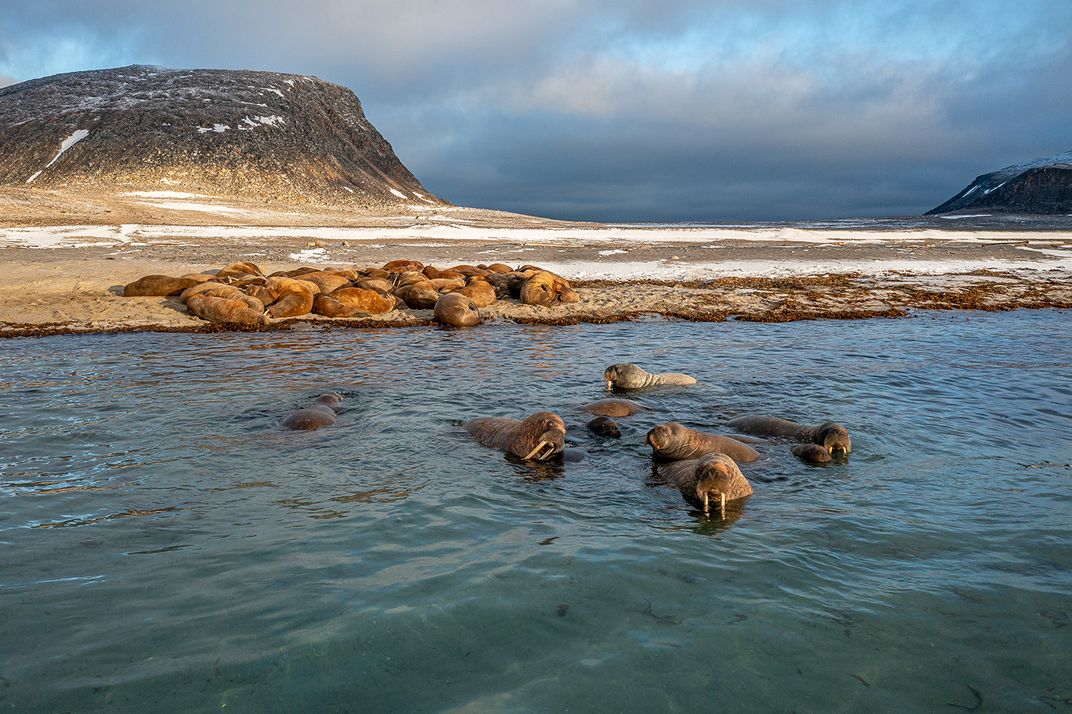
[604,364,698,390]
[185,294,269,328]
[727,416,852,456]
[586,416,621,438]
[313,287,396,317]
[452,277,497,308]
[294,272,351,294]
[123,275,206,297]
[792,444,833,464]
[183,284,265,312]
[281,393,343,431]
[647,422,761,463]
[434,292,482,327]
[384,259,424,273]
[656,453,753,515]
[464,412,566,461]
[395,282,440,309]
[581,398,648,417]
[217,261,264,280]
[247,276,317,318]
[520,270,581,307]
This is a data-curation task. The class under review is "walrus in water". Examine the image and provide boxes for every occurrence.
[123,275,206,297]
[656,453,753,516]
[185,294,268,328]
[727,416,851,456]
[646,422,761,463]
[586,416,621,438]
[434,292,481,327]
[464,412,566,461]
[604,364,698,390]
[792,444,833,464]
[281,393,343,431]
[581,398,647,417]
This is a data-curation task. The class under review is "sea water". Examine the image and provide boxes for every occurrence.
[1,310,1070,712]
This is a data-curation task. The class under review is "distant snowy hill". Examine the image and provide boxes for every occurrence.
[927,150,1072,215]
[0,65,445,207]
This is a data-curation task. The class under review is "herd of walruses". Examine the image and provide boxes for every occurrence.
[282,362,852,519]
[122,260,581,327]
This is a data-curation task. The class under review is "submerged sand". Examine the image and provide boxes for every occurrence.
[1,194,1070,337]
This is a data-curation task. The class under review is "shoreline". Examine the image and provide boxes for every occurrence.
[1,215,1070,338]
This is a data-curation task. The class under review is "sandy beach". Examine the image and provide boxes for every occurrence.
[1,195,1070,337]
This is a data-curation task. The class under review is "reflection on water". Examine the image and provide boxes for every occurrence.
[0,311,1070,712]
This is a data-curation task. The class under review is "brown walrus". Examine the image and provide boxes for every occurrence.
[185,294,268,328]
[247,276,317,318]
[434,292,481,327]
[604,364,698,389]
[281,393,343,431]
[647,422,761,463]
[183,284,265,312]
[464,412,566,461]
[581,398,648,417]
[383,259,424,273]
[217,261,264,280]
[519,270,580,307]
[123,275,206,297]
[313,287,396,317]
[792,444,833,464]
[656,453,753,515]
[727,416,852,456]
[394,282,440,309]
[586,416,621,438]
[294,271,351,294]
[452,277,498,308]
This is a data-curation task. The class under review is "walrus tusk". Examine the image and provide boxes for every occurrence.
[606,380,613,390]
[720,492,726,517]
[525,441,550,460]
[702,492,710,514]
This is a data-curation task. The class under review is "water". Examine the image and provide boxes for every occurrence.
[1,311,1070,712]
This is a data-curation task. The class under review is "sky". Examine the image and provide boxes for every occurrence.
[1,0,1070,221]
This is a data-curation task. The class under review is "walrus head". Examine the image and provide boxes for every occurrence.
[815,422,851,456]
[315,393,344,414]
[520,412,567,461]
[645,422,682,452]
[693,453,746,515]
[587,416,621,438]
[603,363,643,390]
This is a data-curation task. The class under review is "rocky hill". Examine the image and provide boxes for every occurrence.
[0,65,445,208]
[927,150,1072,215]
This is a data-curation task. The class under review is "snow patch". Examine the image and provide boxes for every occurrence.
[123,191,208,199]
[962,185,979,198]
[198,123,230,133]
[140,202,252,215]
[412,191,437,204]
[984,180,1008,195]
[389,188,409,200]
[26,129,90,183]
[288,248,329,263]
[598,249,628,256]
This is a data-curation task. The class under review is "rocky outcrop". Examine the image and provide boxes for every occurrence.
[0,65,445,208]
[927,150,1072,215]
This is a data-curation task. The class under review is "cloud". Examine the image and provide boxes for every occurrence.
[0,74,14,87]
[1,0,1070,219]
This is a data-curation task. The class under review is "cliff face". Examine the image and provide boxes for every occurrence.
[0,65,445,208]
[927,150,1072,215]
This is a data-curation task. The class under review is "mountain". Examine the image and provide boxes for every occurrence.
[0,65,445,208]
[926,150,1072,215]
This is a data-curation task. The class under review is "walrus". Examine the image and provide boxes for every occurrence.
[281,393,343,431]
[581,398,648,417]
[464,412,566,461]
[217,261,264,279]
[313,287,396,317]
[247,276,317,318]
[727,416,852,456]
[519,270,580,307]
[646,422,761,463]
[586,416,621,438]
[353,278,394,294]
[486,263,512,274]
[293,271,351,294]
[604,364,698,389]
[452,277,497,308]
[123,275,205,297]
[185,294,269,328]
[656,453,753,515]
[792,444,833,464]
[183,284,265,312]
[383,259,424,273]
[395,282,440,309]
[434,292,481,327]
[430,277,466,291]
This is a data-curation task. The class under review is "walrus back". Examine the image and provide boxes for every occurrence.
[464,417,521,451]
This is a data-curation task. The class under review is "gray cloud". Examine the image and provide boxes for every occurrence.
[1,0,1070,220]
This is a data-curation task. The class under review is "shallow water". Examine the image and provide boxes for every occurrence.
[1,311,1070,712]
